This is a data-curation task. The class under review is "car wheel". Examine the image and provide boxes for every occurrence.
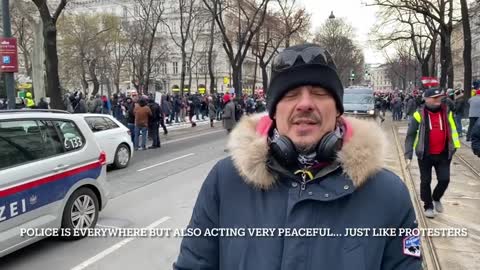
[61,187,99,240]
[114,143,131,169]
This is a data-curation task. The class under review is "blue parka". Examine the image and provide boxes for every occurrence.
[174,115,422,270]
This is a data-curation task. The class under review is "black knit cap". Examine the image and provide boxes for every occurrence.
[267,44,344,118]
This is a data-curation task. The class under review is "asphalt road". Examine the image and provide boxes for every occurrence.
[0,124,229,270]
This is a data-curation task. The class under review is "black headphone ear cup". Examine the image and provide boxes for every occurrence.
[270,136,298,168]
[316,132,342,161]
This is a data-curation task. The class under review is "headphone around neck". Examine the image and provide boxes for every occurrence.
[269,131,343,168]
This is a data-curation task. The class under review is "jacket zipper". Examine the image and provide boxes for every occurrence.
[299,168,307,196]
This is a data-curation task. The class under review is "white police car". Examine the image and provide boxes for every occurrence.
[0,110,110,257]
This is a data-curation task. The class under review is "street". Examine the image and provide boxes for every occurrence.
[0,124,228,270]
[1,116,479,270]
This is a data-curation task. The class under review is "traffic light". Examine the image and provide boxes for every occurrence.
[350,70,355,82]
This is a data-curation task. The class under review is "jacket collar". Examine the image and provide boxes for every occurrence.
[227,114,387,190]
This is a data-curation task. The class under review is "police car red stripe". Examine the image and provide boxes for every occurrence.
[0,161,102,198]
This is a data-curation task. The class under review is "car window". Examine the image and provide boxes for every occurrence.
[103,117,119,129]
[0,120,64,170]
[85,117,110,132]
[54,120,86,152]
[343,94,374,104]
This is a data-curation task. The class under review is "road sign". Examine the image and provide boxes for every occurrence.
[223,77,230,85]
[0,37,18,73]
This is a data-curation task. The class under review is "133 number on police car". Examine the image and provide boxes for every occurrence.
[64,137,82,150]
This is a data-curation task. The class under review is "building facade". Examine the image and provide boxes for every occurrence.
[370,64,393,92]
[66,0,270,95]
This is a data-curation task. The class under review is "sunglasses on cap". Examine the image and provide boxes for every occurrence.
[272,46,335,72]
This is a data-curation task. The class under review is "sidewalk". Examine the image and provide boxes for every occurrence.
[391,119,480,270]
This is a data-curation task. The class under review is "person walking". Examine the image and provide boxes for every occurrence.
[222,93,236,134]
[208,96,216,128]
[187,96,197,127]
[405,95,417,121]
[133,97,152,150]
[466,90,480,141]
[471,118,480,157]
[148,97,161,149]
[37,97,49,109]
[405,88,461,218]
[174,44,421,270]
[454,89,465,137]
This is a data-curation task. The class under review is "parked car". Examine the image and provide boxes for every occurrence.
[80,114,133,169]
[0,109,109,258]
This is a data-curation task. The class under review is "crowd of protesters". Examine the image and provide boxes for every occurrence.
[0,89,267,151]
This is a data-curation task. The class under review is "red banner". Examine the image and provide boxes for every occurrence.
[0,37,19,73]
[420,76,439,88]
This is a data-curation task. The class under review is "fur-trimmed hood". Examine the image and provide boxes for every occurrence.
[227,114,387,190]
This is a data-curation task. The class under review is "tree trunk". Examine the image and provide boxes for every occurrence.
[207,8,216,94]
[252,55,258,92]
[260,61,268,93]
[180,49,187,96]
[460,0,472,115]
[421,60,429,77]
[114,72,120,94]
[188,58,193,95]
[89,59,100,96]
[232,65,241,97]
[42,18,63,109]
[440,34,447,88]
[32,20,46,103]
[445,34,454,88]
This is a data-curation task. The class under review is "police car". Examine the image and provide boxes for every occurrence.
[0,110,109,257]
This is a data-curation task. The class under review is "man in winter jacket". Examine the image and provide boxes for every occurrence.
[471,118,480,157]
[174,44,422,270]
[466,90,480,141]
[404,88,461,218]
[222,93,236,133]
[454,90,465,137]
[147,97,162,148]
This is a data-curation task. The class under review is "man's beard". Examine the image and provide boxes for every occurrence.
[295,142,317,155]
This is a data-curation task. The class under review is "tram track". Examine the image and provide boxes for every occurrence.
[391,126,442,270]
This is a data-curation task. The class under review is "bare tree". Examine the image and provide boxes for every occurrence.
[206,2,218,94]
[313,17,365,86]
[372,7,438,76]
[163,0,201,95]
[203,0,271,97]
[127,0,166,94]
[31,0,68,109]
[252,11,285,92]
[460,0,472,111]
[277,0,310,48]
[58,14,116,96]
[368,0,459,88]
[10,2,34,78]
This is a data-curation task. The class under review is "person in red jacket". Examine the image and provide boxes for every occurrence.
[404,88,461,218]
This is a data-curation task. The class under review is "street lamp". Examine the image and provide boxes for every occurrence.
[329,11,335,20]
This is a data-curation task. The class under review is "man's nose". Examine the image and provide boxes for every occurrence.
[295,87,314,111]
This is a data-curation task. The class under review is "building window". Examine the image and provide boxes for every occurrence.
[134,5,140,16]
[173,62,178,74]
[161,63,167,74]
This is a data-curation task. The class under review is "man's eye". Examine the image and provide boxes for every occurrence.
[284,91,299,97]
[312,91,328,96]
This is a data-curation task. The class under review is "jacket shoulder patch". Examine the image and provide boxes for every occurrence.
[403,235,421,257]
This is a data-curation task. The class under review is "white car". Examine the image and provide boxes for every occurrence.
[0,109,109,257]
[80,114,133,169]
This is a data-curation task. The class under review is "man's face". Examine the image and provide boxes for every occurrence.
[425,96,443,106]
[275,86,338,154]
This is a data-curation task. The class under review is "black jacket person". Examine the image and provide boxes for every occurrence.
[174,44,421,270]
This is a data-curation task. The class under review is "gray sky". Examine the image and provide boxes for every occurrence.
[299,0,384,64]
